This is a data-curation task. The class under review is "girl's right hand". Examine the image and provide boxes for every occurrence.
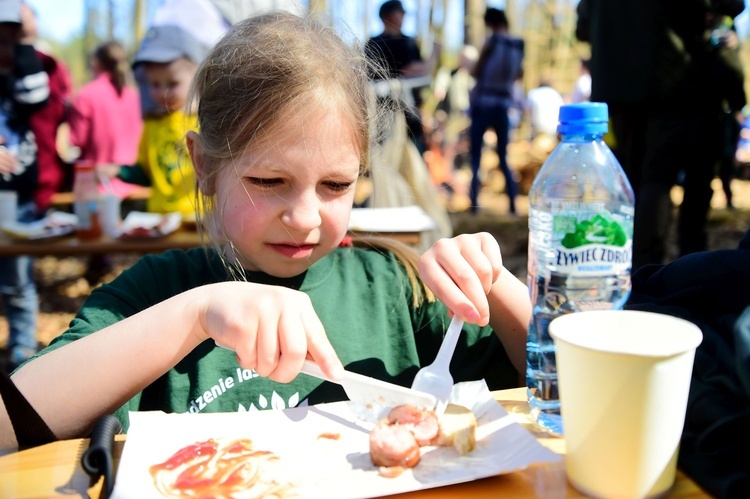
[189,282,344,384]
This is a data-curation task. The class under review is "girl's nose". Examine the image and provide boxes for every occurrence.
[280,190,322,231]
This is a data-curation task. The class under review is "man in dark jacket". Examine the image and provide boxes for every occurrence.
[626,229,750,498]
[366,0,429,153]
[577,0,746,270]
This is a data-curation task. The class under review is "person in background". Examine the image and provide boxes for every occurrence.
[366,0,429,154]
[0,0,49,372]
[712,16,746,212]
[626,229,750,497]
[468,8,524,214]
[430,44,478,209]
[68,40,144,285]
[433,44,477,171]
[507,78,526,136]
[132,0,234,117]
[21,3,72,213]
[525,77,564,139]
[68,41,143,199]
[576,0,746,269]
[569,57,591,103]
[0,12,530,447]
[113,25,205,219]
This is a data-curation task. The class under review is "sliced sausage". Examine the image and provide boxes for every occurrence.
[386,404,440,446]
[369,420,421,468]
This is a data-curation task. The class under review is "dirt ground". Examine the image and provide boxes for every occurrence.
[1,168,748,364]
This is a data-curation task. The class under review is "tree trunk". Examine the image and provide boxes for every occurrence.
[464,0,484,49]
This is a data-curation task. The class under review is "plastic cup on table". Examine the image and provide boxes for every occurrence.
[0,190,18,226]
[549,310,703,499]
[99,194,121,238]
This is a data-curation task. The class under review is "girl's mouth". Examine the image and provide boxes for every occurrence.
[268,243,316,259]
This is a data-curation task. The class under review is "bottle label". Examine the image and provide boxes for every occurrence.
[549,210,632,276]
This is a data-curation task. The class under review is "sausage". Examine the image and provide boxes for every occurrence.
[386,405,440,446]
[369,403,477,474]
[369,420,421,468]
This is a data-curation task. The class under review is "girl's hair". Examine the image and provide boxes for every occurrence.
[188,11,433,306]
[93,41,132,96]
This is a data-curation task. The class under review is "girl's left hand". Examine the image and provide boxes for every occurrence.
[417,232,503,326]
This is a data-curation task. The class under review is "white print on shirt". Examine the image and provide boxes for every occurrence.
[186,367,307,414]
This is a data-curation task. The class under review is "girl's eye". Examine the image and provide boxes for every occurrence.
[324,181,353,192]
[245,177,283,188]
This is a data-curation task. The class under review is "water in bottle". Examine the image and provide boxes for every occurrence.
[526,102,635,434]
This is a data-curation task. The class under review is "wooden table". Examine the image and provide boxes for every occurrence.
[0,229,422,258]
[0,230,206,257]
[0,388,709,499]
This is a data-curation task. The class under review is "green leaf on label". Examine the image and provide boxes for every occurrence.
[561,214,628,248]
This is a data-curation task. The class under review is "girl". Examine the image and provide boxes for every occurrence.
[0,12,530,448]
[68,40,143,198]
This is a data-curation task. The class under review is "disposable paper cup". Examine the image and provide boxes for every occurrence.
[99,194,121,237]
[549,310,702,499]
[0,190,18,226]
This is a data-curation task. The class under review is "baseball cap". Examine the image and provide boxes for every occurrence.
[134,25,207,66]
[0,0,22,24]
[379,0,405,19]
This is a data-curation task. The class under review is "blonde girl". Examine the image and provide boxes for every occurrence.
[0,12,529,448]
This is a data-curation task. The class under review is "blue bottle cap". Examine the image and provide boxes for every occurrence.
[557,102,609,135]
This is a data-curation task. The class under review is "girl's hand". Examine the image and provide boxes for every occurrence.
[191,282,344,383]
[417,233,503,325]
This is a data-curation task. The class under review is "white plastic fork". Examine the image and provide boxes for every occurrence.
[410,315,465,415]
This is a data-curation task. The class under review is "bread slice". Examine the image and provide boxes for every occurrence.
[436,403,477,455]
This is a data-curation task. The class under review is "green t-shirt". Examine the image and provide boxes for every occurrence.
[41,247,516,430]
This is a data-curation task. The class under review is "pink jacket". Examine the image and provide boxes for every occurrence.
[69,73,142,166]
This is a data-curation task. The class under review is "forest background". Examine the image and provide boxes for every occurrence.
[30,0,750,106]
[3,0,746,353]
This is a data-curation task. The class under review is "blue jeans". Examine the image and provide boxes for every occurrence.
[0,201,39,365]
[469,102,518,213]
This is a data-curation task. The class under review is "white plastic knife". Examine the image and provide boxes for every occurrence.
[302,360,437,410]
[214,341,436,409]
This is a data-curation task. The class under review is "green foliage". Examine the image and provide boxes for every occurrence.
[40,36,91,90]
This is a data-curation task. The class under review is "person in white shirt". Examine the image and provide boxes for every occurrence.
[526,79,564,138]
[570,58,591,103]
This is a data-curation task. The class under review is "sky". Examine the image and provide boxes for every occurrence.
[26,0,85,41]
[25,0,503,47]
[24,0,750,45]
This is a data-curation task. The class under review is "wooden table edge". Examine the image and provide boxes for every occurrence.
[0,387,710,498]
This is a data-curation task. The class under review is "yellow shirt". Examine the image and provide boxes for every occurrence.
[137,110,197,217]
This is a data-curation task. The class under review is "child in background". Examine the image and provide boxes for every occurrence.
[115,25,204,218]
[0,12,530,447]
[0,0,49,373]
[68,40,142,199]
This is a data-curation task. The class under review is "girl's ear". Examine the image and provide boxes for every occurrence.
[187,130,214,195]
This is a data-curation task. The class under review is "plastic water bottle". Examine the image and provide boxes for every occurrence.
[526,103,635,434]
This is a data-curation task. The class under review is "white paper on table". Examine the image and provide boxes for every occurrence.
[1,211,78,240]
[348,206,437,233]
[119,211,182,237]
[111,381,561,499]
